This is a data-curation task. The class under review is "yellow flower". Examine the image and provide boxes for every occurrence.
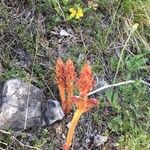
[76,8,83,19]
[69,8,76,18]
[69,7,84,19]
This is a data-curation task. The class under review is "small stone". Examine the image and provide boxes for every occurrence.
[93,74,109,96]
[145,77,150,92]
[60,29,70,37]
[94,135,108,147]
[77,54,85,64]
[55,124,63,134]
[62,133,66,139]
[41,99,64,126]
[66,122,71,128]
[113,142,119,147]
[85,138,91,144]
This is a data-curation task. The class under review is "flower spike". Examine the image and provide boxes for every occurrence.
[63,63,99,150]
[55,58,76,113]
[65,58,76,114]
[77,63,94,95]
[55,58,66,111]
[56,59,99,150]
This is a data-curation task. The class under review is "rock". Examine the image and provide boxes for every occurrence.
[0,78,65,131]
[93,74,109,96]
[0,63,4,74]
[0,78,44,131]
[112,142,119,147]
[0,82,3,107]
[94,135,108,147]
[145,77,150,92]
[41,99,65,126]
[60,29,70,37]
[77,54,85,64]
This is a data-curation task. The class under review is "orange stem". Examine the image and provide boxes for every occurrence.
[58,85,66,111]
[66,83,73,114]
[63,109,83,150]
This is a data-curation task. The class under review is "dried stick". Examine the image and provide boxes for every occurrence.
[88,80,150,96]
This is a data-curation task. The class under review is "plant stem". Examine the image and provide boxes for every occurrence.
[113,23,139,83]
[58,85,66,111]
[66,84,73,114]
[63,109,83,150]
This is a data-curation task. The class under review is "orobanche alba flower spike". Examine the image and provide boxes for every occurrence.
[56,58,66,111]
[56,58,76,114]
[63,63,99,150]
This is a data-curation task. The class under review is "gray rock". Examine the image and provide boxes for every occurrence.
[94,135,108,147]
[0,78,65,131]
[0,63,4,74]
[0,78,44,131]
[93,74,108,96]
[60,29,70,37]
[41,99,65,126]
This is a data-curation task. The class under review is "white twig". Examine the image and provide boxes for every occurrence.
[0,129,11,135]
[12,136,39,150]
[88,80,150,96]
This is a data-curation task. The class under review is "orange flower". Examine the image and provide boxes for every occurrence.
[56,60,99,150]
[77,63,94,95]
[56,58,66,111]
[55,58,76,113]
[65,59,76,114]
[63,63,99,150]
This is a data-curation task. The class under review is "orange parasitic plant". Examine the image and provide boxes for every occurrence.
[63,63,99,150]
[56,58,66,111]
[56,58,76,114]
[65,59,76,114]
